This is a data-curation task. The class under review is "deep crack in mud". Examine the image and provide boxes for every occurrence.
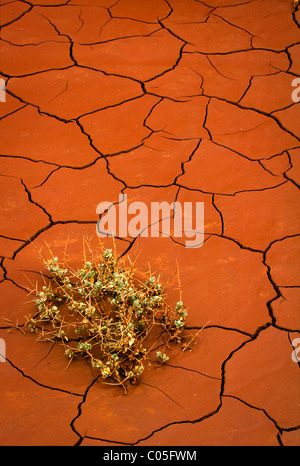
[0,0,299,447]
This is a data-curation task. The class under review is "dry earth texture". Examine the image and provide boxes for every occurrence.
[0,0,299,447]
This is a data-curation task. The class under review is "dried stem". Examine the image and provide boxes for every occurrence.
[24,238,195,390]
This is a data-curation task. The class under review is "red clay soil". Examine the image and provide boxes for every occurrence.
[0,0,300,447]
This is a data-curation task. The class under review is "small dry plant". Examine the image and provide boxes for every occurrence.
[25,240,196,391]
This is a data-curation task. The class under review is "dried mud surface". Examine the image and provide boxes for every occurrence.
[0,0,300,447]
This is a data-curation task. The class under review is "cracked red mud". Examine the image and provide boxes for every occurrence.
[0,0,299,447]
